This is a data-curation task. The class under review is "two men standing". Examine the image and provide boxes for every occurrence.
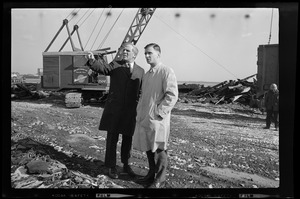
[86,42,178,188]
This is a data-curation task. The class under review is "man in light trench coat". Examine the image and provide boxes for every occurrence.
[86,43,144,179]
[133,43,178,188]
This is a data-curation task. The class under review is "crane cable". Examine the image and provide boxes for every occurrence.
[84,8,105,50]
[67,8,81,23]
[77,8,96,27]
[98,8,125,49]
[154,14,238,79]
[65,8,77,19]
[268,8,274,45]
[90,7,113,50]
[64,8,97,50]
[74,9,90,26]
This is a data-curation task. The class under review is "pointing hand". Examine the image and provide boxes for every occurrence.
[86,52,95,61]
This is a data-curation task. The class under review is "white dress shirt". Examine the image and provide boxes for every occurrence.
[126,62,134,73]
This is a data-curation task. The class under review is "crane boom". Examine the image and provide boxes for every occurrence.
[115,8,156,60]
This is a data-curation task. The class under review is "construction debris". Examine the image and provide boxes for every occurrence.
[11,137,124,189]
[178,74,263,107]
[11,83,49,100]
[12,74,264,109]
[11,83,102,108]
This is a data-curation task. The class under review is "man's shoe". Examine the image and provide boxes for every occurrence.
[108,167,118,179]
[123,165,136,177]
[263,126,270,129]
[146,180,165,188]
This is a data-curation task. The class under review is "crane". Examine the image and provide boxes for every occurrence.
[114,8,155,60]
[42,8,156,107]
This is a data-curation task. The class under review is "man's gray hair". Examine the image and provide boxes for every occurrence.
[122,42,139,57]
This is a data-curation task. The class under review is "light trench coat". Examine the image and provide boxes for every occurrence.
[133,63,178,152]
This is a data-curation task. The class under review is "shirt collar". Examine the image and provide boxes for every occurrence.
[125,61,134,68]
[148,62,161,73]
[129,62,134,68]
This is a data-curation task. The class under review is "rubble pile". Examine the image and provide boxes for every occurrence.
[11,83,103,107]
[178,74,262,107]
[11,137,123,189]
[11,75,263,109]
[11,83,50,100]
[11,83,68,106]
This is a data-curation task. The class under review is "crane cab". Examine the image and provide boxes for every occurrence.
[42,50,110,92]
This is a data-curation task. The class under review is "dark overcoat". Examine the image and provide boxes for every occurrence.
[265,89,279,111]
[88,58,144,136]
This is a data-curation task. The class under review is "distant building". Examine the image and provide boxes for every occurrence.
[11,72,41,84]
[11,72,23,84]
[11,72,20,77]
[22,74,41,84]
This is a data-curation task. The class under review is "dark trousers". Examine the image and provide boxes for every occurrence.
[146,149,168,183]
[266,110,279,128]
[104,131,132,168]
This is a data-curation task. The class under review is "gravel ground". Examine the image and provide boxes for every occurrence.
[8,95,281,197]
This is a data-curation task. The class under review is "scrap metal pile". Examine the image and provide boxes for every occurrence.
[178,74,262,107]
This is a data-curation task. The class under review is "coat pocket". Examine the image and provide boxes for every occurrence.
[153,104,163,121]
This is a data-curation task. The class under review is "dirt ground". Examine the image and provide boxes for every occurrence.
[9,93,280,194]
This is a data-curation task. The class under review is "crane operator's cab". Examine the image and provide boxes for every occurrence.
[42,50,113,106]
[42,51,109,90]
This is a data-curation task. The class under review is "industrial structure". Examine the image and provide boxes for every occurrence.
[42,8,155,106]
[256,44,279,97]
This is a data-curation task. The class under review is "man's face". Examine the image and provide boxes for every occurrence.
[122,45,135,62]
[270,84,277,91]
[144,46,160,65]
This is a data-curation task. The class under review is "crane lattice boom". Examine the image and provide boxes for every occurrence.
[115,8,156,60]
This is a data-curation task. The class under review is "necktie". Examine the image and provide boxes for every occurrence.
[126,63,132,73]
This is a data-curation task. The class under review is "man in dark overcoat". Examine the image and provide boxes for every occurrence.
[86,43,144,179]
[264,83,279,130]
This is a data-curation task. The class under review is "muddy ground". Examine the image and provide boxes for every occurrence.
[9,93,280,196]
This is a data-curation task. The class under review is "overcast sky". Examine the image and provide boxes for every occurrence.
[11,8,279,82]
